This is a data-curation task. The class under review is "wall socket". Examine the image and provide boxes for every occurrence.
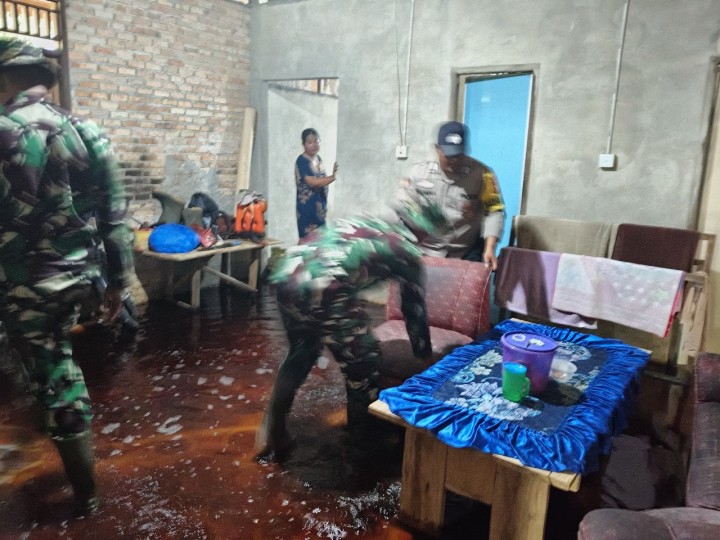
[598,153,617,170]
[395,145,408,160]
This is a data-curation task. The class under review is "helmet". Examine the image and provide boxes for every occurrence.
[0,35,59,82]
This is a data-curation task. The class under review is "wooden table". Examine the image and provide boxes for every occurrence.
[369,399,581,539]
[139,239,281,309]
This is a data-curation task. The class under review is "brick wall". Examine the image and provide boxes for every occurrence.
[65,0,251,221]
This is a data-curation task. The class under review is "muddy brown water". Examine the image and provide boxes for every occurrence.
[1,286,582,539]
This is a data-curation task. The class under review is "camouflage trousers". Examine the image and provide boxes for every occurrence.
[1,282,93,438]
[260,282,382,451]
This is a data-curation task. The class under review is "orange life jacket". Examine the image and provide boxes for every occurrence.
[234,190,267,239]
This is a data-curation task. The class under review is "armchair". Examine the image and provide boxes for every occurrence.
[373,257,492,388]
[577,352,720,540]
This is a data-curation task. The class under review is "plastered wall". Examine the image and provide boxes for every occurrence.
[249,0,720,236]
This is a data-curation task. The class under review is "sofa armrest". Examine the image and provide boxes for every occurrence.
[578,509,673,540]
[695,352,720,403]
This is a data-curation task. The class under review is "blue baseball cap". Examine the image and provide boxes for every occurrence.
[437,121,467,157]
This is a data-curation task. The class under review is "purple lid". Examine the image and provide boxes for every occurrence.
[501,332,558,352]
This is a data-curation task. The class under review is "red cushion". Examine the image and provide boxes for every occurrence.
[374,320,473,382]
[385,256,492,338]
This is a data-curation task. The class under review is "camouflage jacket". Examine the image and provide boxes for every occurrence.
[272,217,432,358]
[0,90,134,295]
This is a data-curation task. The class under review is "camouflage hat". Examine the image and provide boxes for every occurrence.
[0,35,59,85]
[0,36,46,68]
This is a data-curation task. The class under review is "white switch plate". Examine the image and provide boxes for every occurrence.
[395,145,408,160]
[598,153,617,169]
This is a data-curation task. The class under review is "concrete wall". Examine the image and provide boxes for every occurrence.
[249,0,720,231]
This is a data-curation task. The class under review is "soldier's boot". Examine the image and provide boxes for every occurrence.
[152,190,185,224]
[345,394,380,464]
[254,377,298,462]
[52,431,100,515]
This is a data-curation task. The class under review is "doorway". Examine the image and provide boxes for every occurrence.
[266,79,339,247]
[456,70,534,251]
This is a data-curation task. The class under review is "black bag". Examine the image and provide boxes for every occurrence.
[188,192,220,228]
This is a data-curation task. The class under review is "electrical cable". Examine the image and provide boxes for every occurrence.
[606,0,630,154]
[394,0,415,146]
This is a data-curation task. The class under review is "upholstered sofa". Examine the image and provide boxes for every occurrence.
[577,352,720,540]
[373,256,492,388]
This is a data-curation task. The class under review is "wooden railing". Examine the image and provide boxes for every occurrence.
[0,0,60,40]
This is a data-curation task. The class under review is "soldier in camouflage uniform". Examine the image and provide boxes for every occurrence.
[0,37,134,513]
[255,194,449,463]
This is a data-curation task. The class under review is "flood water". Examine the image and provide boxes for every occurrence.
[0,286,585,539]
[0,286,483,539]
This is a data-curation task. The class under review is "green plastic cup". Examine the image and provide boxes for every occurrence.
[503,362,530,402]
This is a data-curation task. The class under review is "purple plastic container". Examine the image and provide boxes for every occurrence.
[501,332,558,394]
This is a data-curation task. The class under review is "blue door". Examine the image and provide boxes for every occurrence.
[462,73,533,250]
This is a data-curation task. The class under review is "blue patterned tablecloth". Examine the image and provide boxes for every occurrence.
[379,319,649,473]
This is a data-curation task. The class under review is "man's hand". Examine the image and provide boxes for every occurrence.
[102,285,124,324]
[483,236,499,270]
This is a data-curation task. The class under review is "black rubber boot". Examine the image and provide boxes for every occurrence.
[52,431,100,515]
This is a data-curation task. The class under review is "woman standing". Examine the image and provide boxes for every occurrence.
[295,128,338,240]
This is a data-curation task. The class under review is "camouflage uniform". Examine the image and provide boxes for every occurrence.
[255,216,433,459]
[0,43,134,439]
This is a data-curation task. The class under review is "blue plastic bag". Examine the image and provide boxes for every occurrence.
[148,224,200,253]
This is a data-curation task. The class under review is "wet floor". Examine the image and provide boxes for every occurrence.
[0,286,584,540]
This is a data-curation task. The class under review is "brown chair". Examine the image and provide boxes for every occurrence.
[373,256,493,388]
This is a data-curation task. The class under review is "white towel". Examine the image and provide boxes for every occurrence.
[552,254,684,337]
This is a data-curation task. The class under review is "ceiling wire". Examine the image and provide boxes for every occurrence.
[394,0,415,146]
[606,0,630,154]
[394,0,403,144]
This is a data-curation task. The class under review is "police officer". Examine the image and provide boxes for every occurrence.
[399,121,506,267]
[0,37,134,513]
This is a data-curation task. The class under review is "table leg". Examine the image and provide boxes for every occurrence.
[399,428,448,536]
[488,462,550,540]
[248,248,260,290]
[165,262,175,300]
[190,269,202,309]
